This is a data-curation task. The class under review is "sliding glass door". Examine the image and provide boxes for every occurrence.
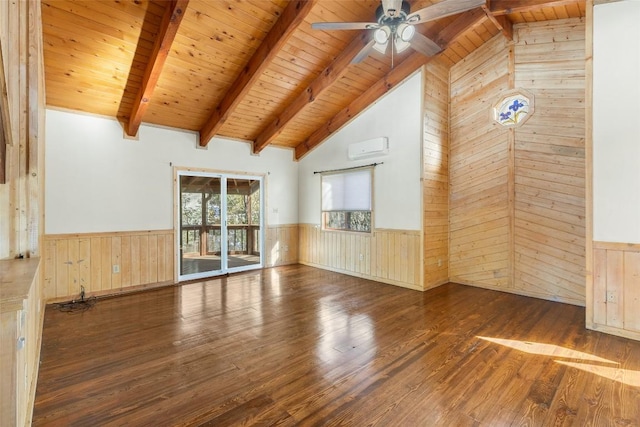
[225,177,262,272]
[178,171,263,281]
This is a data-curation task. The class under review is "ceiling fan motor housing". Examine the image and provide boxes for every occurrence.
[376,0,411,24]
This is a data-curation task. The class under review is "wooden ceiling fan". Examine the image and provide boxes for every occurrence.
[312,0,486,63]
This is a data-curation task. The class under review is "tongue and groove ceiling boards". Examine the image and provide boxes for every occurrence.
[41,0,586,159]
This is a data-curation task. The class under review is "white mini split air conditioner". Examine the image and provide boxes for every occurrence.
[347,137,389,160]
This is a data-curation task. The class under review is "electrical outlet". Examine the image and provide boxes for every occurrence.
[359,253,364,261]
[284,245,289,252]
[438,259,442,267]
[112,264,120,274]
[606,291,617,303]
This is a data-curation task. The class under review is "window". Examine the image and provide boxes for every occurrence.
[321,168,372,233]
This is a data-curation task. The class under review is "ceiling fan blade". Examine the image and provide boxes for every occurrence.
[311,22,378,31]
[410,33,443,57]
[352,39,376,63]
[407,0,486,24]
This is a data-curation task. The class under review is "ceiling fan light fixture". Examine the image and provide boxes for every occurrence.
[312,0,483,62]
[373,41,389,54]
[374,26,391,44]
[397,23,415,42]
[394,37,411,53]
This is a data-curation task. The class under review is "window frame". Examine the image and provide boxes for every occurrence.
[320,167,373,234]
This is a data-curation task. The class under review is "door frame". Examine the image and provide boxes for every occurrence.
[174,167,265,282]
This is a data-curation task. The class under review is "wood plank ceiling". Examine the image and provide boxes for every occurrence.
[41,0,586,159]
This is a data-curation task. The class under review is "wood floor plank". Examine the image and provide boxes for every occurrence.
[32,265,640,426]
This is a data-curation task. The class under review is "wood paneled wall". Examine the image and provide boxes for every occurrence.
[0,0,45,259]
[299,225,422,290]
[590,242,640,341]
[265,224,299,267]
[422,60,449,289]
[0,1,45,424]
[449,19,586,305]
[449,35,512,289]
[43,230,174,301]
[513,18,586,305]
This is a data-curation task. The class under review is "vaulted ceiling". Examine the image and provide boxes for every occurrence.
[41,0,586,159]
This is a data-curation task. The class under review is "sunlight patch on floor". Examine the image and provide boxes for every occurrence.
[478,336,640,387]
[556,361,640,387]
[478,336,617,364]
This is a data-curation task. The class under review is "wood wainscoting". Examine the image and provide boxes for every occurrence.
[265,224,299,267]
[43,225,299,301]
[43,230,174,302]
[590,241,640,341]
[298,225,422,290]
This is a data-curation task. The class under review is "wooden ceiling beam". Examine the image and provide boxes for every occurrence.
[252,31,372,154]
[489,0,585,15]
[125,0,188,137]
[295,8,487,160]
[199,0,317,148]
[482,5,513,41]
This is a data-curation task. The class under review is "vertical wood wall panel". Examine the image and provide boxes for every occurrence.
[623,251,640,332]
[148,235,158,284]
[298,225,421,291]
[423,60,449,289]
[90,237,102,292]
[139,236,149,286]
[101,238,112,293]
[0,0,44,260]
[131,236,141,286]
[43,230,174,301]
[590,242,640,341]
[0,4,46,423]
[121,236,132,287]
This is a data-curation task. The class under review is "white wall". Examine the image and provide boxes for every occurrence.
[47,70,422,235]
[298,71,423,230]
[593,0,640,243]
[45,109,298,234]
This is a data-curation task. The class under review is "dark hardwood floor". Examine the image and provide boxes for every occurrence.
[33,265,640,426]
